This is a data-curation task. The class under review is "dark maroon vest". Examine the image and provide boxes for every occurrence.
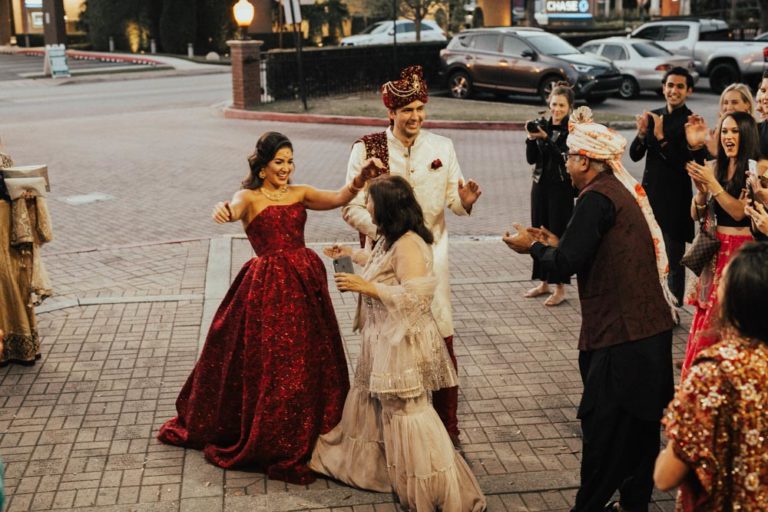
[576,172,674,351]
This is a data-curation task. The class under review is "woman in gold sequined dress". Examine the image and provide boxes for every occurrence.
[655,242,768,511]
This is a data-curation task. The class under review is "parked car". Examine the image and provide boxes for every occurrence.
[755,32,768,41]
[629,19,768,93]
[340,19,446,46]
[580,37,699,99]
[439,27,622,104]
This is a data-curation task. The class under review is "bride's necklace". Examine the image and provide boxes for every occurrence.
[260,185,289,201]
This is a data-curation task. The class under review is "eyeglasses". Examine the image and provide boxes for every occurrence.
[561,152,584,161]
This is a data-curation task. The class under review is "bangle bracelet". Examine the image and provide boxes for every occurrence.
[711,189,724,198]
[348,183,361,195]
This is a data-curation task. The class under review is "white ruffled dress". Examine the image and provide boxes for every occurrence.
[310,232,486,512]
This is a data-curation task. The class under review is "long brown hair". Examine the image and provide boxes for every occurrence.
[242,132,293,190]
[716,112,760,196]
[368,175,433,250]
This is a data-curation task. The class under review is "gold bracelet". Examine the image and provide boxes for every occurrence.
[695,202,707,210]
[347,183,361,195]
[711,189,724,198]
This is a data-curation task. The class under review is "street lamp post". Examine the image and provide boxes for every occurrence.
[228,1,263,110]
[234,0,255,40]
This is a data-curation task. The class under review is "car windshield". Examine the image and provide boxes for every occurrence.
[525,34,579,55]
[360,22,387,35]
[632,42,672,57]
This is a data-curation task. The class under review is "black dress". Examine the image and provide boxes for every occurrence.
[526,116,575,284]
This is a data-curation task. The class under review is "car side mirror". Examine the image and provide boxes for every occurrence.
[521,48,535,59]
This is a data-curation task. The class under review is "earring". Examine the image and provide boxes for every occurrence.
[258,171,266,179]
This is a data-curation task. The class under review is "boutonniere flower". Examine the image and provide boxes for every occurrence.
[430,159,443,170]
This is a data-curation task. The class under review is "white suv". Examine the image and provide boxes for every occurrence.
[340,20,447,46]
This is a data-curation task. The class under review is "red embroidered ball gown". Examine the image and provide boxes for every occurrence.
[158,203,349,484]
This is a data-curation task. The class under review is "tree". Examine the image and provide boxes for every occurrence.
[760,0,768,31]
[159,0,197,54]
[400,0,442,41]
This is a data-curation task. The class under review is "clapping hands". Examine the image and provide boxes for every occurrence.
[685,114,709,149]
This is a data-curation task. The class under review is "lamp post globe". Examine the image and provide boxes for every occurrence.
[233,0,255,39]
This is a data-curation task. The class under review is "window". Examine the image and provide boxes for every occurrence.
[632,42,672,57]
[450,35,472,49]
[421,23,434,31]
[581,44,600,55]
[396,21,415,34]
[360,22,386,34]
[662,25,690,41]
[699,29,732,41]
[473,34,500,53]
[635,26,663,40]
[502,36,529,56]
[524,33,579,56]
[601,44,628,61]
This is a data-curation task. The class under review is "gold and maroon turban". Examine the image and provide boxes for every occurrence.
[382,65,429,110]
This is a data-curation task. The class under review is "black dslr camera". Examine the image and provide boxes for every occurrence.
[525,112,548,133]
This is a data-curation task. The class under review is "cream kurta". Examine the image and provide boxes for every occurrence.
[342,128,468,338]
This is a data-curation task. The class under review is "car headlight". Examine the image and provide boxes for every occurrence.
[571,64,593,73]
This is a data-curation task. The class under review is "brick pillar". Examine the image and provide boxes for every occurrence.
[227,40,264,110]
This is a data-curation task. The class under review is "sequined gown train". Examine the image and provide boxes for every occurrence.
[158,203,349,484]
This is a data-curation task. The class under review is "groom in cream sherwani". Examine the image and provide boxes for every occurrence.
[341,65,482,447]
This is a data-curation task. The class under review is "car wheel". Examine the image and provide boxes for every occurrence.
[538,75,562,104]
[709,63,739,94]
[618,76,639,99]
[449,71,472,99]
[586,95,608,105]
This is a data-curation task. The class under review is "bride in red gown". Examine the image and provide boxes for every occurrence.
[158,132,382,484]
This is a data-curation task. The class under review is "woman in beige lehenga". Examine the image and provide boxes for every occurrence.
[310,175,486,512]
[0,148,52,366]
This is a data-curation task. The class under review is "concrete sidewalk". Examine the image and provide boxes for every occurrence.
[0,233,687,511]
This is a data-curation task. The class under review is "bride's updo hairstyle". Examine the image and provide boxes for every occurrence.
[243,131,293,190]
[368,175,434,251]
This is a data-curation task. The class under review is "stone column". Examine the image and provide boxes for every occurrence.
[227,40,264,110]
[43,0,66,45]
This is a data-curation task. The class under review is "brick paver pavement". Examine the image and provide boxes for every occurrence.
[1,79,689,510]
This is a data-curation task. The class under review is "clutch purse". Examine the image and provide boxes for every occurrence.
[2,165,50,191]
[5,177,47,199]
[681,201,720,276]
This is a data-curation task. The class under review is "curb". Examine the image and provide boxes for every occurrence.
[223,107,636,131]
[9,47,163,66]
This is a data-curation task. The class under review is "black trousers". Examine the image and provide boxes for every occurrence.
[571,398,660,512]
[570,336,672,512]
[663,232,686,306]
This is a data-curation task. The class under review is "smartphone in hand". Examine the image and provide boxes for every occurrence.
[748,159,758,206]
[333,256,354,274]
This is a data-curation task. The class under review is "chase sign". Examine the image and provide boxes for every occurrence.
[545,0,592,19]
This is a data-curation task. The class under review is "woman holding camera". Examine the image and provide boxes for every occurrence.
[524,82,576,306]
[682,111,758,377]
[310,175,486,511]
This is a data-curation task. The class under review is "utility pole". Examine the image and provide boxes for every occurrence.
[286,0,308,111]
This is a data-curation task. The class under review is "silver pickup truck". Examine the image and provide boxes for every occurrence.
[629,19,768,93]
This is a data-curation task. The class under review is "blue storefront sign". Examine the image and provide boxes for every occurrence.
[545,0,593,20]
